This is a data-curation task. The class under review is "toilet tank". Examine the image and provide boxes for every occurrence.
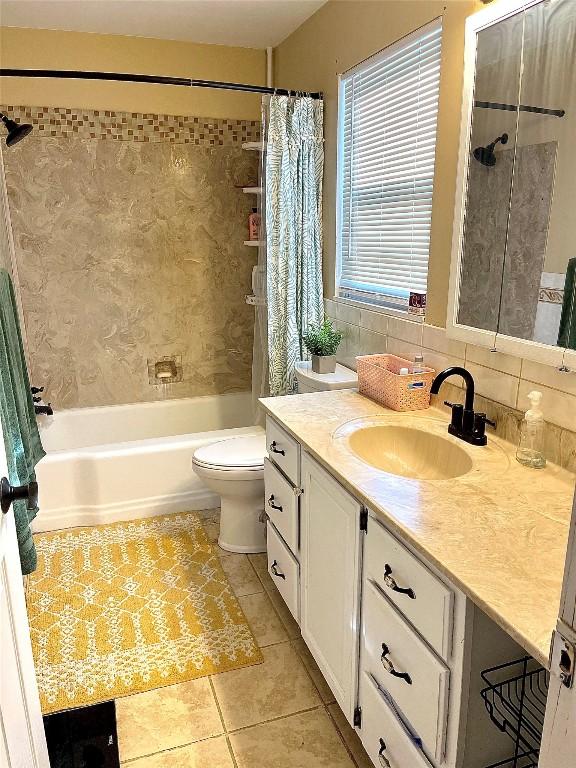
[295,361,358,393]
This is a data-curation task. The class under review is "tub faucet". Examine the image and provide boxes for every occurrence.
[430,366,494,446]
[35,403,53,416]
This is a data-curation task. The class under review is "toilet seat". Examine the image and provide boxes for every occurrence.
[192,434,267,472]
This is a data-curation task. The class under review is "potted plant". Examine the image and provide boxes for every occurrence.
[302,318,343,374]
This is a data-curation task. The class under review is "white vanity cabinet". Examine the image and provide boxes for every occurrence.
[264,416,527,768]
[300,452,363,724]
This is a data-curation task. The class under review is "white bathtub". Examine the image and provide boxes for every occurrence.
[35,392,259,532]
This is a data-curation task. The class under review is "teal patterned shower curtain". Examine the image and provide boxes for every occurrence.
[266,94,324,396]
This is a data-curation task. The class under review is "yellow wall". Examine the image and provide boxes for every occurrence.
[0,27,266,120]
[274,0,486,327]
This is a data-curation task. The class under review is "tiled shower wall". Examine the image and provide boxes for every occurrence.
[326,298,576,472]
[458,142,557,340]
[1,105,261,409]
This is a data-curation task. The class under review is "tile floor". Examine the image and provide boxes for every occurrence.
[115,511,373,767]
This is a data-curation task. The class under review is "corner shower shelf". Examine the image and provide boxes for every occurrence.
[244,240,264,247]
[242,141,265,152]
[243,186,262,194]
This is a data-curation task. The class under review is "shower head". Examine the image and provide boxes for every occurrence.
[473,133,508,167]
[0,113,33,147]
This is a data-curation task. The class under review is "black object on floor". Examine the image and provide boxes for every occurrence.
[43,700,120,768]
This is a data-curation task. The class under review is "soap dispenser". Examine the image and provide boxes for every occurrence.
[516,390,546,469]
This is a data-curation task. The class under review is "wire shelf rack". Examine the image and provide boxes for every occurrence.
[480,656,549,768]
[478,754,538,768]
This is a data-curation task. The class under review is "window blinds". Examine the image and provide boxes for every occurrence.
[338,19,442,306]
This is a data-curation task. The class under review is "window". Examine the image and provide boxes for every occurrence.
[337,19,443,310]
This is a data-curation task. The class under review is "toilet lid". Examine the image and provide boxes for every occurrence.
[193,434,267,470]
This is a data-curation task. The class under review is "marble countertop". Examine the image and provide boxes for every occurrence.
[259,389,575,667]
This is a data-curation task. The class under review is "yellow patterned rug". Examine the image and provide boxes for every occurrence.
[26,512,263,714]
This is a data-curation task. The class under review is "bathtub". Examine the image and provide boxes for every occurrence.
[35,392,259,533]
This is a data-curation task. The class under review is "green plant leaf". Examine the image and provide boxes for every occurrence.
[301,318,343,357]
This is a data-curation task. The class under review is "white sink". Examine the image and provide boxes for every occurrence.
[345,423,473,480]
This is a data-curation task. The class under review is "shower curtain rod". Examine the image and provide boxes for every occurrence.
[0,68,323,99]
[475,99,565,118]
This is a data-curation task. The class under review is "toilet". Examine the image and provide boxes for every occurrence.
[192,362,357,554]
[192,431,268,553]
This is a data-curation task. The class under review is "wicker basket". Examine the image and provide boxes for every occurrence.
[356,354,435,411]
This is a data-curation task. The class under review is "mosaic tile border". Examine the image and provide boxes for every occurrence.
[0,105,261,146]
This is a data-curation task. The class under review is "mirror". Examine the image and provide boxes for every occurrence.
[454,0,576,354]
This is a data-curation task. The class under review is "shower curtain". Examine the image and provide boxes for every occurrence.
[265,94,324,396]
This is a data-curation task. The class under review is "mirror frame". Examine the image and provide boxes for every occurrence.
[447,0,566,368]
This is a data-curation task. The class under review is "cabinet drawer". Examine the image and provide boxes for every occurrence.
[267,521,300,622]
[264,458,299,555]
[362,581,449,762]
[266,418,300,485]
[365,515,453,660]
[359,672,433,768]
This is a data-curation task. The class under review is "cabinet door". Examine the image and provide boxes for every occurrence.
[300,452,362,724]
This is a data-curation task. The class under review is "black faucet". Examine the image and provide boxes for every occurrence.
[430,366,495,446]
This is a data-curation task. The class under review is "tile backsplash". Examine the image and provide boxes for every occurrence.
[2,105,261,146]
[325,297,576,471]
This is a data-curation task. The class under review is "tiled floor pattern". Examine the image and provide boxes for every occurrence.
[116,511,373,767]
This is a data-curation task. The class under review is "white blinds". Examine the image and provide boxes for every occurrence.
[338,19,442,305]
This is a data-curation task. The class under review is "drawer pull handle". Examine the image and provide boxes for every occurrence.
[269,441,285,456]
[270,560,286,580]
[268,494,283,512]
[381,643,412,685]
[383,564,416,599]
[378,739,391,767]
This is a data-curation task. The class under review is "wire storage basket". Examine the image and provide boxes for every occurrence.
[356,354,435,411]
[480,657,549,768]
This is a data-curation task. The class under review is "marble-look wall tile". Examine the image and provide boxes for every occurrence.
[457,150,513,332]
[4,115,259,409]
[465,344,522,377]
[359,307,388,335]
[357,327,387,357]
[518,379,576,434]
[331,319,360,371]
[499,142,557,340]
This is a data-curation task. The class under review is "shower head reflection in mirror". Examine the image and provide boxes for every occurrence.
[473,133,508,167]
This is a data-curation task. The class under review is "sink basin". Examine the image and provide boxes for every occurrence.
[346,424,473,480]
